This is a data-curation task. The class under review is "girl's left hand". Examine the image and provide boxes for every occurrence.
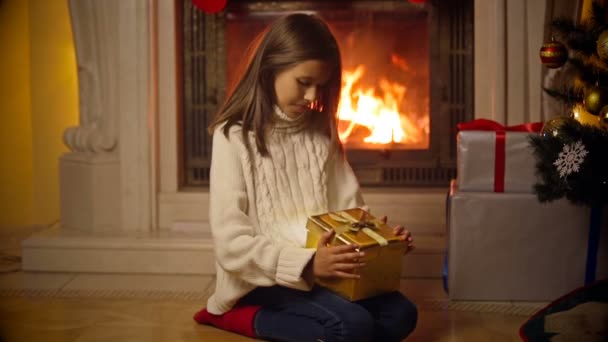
[380,216,414,254]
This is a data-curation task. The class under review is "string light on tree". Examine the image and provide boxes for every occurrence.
[572,105,601,127]
[600,105,608,129]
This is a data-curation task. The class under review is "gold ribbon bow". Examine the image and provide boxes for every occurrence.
[328,211,389,246]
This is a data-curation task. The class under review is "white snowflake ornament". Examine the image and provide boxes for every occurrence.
[553,140,588,178]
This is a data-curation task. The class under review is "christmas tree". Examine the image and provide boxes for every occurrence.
[531,1,608,207]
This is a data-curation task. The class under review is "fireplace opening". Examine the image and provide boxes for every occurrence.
[334,10,430,151]
[225,5,429,150]
[180,0,473,187]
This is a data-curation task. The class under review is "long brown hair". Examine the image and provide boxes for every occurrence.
[208,13,343,156]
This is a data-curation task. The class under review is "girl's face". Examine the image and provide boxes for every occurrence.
[273,59,332,118]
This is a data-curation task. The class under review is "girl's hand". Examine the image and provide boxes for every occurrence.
[313,230,366,279]
[380,216,415,254]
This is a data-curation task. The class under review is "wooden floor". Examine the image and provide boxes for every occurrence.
[0,272,545,342]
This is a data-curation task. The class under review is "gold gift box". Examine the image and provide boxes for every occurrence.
[305,208,407,301]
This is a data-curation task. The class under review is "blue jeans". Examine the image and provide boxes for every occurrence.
[239,285,418,342]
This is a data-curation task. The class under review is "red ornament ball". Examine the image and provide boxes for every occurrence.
[192,0,227,13]
[539,41,568,68]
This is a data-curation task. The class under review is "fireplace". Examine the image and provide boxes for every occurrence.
[24,0,547,276]
[180,0,473,187]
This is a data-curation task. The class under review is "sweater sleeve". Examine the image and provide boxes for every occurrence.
[209,127,316,291]
[327,149,366,211]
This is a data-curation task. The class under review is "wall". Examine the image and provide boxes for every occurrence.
[0,0,77,228]
[0,0,33,227]
[29,0,78,225]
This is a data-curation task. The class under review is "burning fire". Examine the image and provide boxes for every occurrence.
[337,58,426,146]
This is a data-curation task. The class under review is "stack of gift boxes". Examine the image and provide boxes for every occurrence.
[446,120,608,301]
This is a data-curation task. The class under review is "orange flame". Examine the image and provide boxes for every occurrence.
[337,63,425,146]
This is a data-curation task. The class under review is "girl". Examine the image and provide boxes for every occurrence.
[194,13,417,342]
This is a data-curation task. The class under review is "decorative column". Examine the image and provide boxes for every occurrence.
[22,0,218,276]
[60,0,154,232]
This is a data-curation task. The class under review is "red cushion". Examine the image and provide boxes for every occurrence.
[193,305,261,338]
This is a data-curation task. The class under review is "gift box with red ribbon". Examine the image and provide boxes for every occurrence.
[456,119,544,193]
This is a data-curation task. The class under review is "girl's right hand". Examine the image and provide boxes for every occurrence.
[312,230,366,279]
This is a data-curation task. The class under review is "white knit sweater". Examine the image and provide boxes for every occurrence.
[206,109,364,314]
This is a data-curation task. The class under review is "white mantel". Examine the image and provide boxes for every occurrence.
[22,0,549,276]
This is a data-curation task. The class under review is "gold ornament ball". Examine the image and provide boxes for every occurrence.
[584,86,608,115]
[540,116,575,138]
[597,29,608,61]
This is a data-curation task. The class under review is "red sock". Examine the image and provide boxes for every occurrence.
[193,305,261,338]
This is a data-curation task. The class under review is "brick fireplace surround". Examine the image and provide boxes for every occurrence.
[22,0,548,278]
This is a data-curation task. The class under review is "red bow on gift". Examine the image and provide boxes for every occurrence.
[457,119,543,133]
[457,119,543,192]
